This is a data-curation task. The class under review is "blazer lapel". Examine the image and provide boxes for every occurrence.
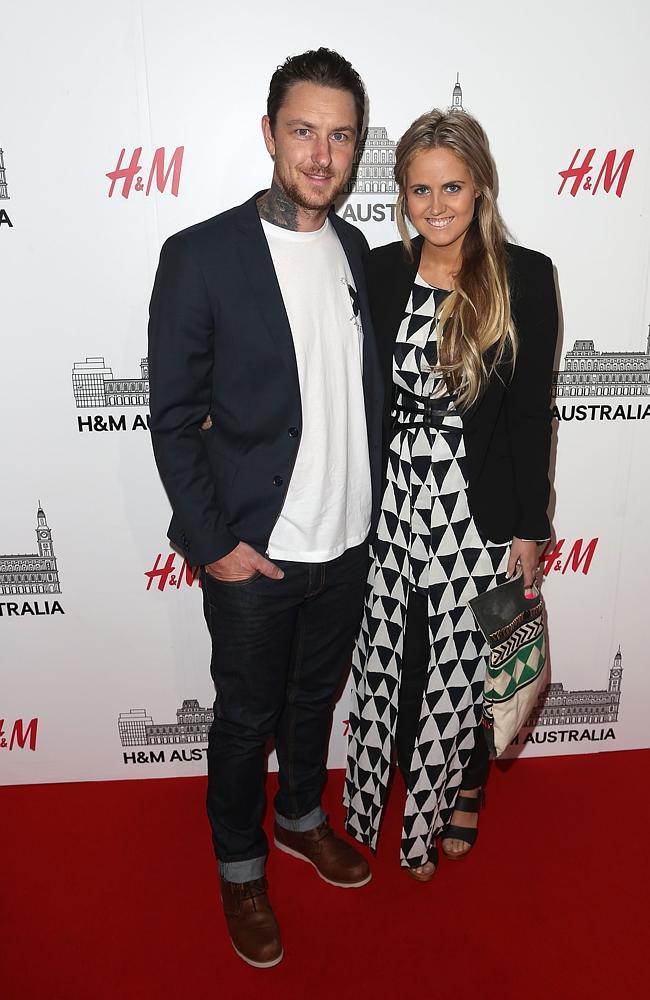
[384,236,422,347]
[233,193,299,382]
[374,237,421,421]
[330,210,385,521]
[330,211,383,396]
[330,212,369,323]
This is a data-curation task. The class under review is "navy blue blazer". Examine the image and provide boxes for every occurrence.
[366,237,558,543]
[148,193,384,566]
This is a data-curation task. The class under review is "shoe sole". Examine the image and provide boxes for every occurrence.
[406,866,436,882]
[231,942,284,969]
[273,837,372,888]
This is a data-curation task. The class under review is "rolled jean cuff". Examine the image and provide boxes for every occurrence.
[275,804,325,833]
[219,855,266,883]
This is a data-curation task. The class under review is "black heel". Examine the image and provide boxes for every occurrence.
[442,789,484,859]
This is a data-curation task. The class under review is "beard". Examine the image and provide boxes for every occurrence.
[280,165,349,212]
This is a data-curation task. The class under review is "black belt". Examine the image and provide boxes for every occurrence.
[391,388,461,432]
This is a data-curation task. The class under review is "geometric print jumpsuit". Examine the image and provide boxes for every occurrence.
[344,276,510,868]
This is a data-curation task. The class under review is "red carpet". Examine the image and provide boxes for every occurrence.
[2,752,647,1000]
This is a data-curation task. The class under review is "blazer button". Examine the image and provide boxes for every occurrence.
[273,475,284,487]
[288,426,299,438]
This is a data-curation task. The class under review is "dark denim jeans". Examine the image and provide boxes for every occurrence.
[202,539,369,883]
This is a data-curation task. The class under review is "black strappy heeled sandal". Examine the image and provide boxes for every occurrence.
[441,790,485,859]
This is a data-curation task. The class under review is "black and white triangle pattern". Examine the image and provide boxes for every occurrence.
[344,278,509,868]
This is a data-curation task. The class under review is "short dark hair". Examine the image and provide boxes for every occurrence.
[267,47,366,138]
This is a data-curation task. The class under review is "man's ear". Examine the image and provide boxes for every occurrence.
[261,115,276,159]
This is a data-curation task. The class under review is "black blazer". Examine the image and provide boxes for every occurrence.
[366,237,558,543]
[148,193,384,566]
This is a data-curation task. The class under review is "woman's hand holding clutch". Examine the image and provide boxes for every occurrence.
[506,537,541,598]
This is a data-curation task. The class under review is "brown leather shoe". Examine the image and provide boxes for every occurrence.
[220,876,283,968]
[274,820,371,888]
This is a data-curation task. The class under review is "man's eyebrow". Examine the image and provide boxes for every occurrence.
[285,119,356,132]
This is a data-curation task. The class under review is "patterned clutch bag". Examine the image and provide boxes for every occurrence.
[468,575,547,757]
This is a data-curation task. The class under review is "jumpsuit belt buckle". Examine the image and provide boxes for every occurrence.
[422,398,448,429]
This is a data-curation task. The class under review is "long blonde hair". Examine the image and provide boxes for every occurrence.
[395,109,516,408]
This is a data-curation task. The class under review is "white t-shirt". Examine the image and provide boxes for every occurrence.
[261,217,371,562]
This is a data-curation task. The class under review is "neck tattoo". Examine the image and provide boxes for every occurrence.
[257,182,300,231]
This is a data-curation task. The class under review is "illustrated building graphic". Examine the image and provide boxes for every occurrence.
[526,648,622,727]
[343,77,464,197]
[450,74,464,111]
[344,127,398,195]
[0,504,61,596]
[118,699,213,747]
[72,356,149,408]
[0,148,9,199]
[552,331,650,398]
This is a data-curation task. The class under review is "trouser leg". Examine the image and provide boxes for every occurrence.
[202,566,304,882]
[461,723,490,789]
[274,541,368,829]
[396,589,489,790]
[395,588,429,781]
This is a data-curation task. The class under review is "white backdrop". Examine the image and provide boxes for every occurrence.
[2,0,648,784]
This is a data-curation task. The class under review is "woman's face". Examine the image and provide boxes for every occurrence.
[405,147,479,253]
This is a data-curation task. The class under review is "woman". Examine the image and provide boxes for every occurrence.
[344,109,558,879]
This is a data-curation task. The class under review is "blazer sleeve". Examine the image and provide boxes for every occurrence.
[148,233,238,565]
[505,252,559,541]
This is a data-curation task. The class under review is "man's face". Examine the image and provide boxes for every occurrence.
[262,81,358,211]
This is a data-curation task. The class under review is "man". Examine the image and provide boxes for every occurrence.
[148,48,383,968]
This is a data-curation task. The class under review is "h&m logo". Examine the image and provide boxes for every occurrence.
[106,146,184,199]
[558,148,634,198]
[0,718,38,751]
[540,537,598,577]
[145,553,201,592]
